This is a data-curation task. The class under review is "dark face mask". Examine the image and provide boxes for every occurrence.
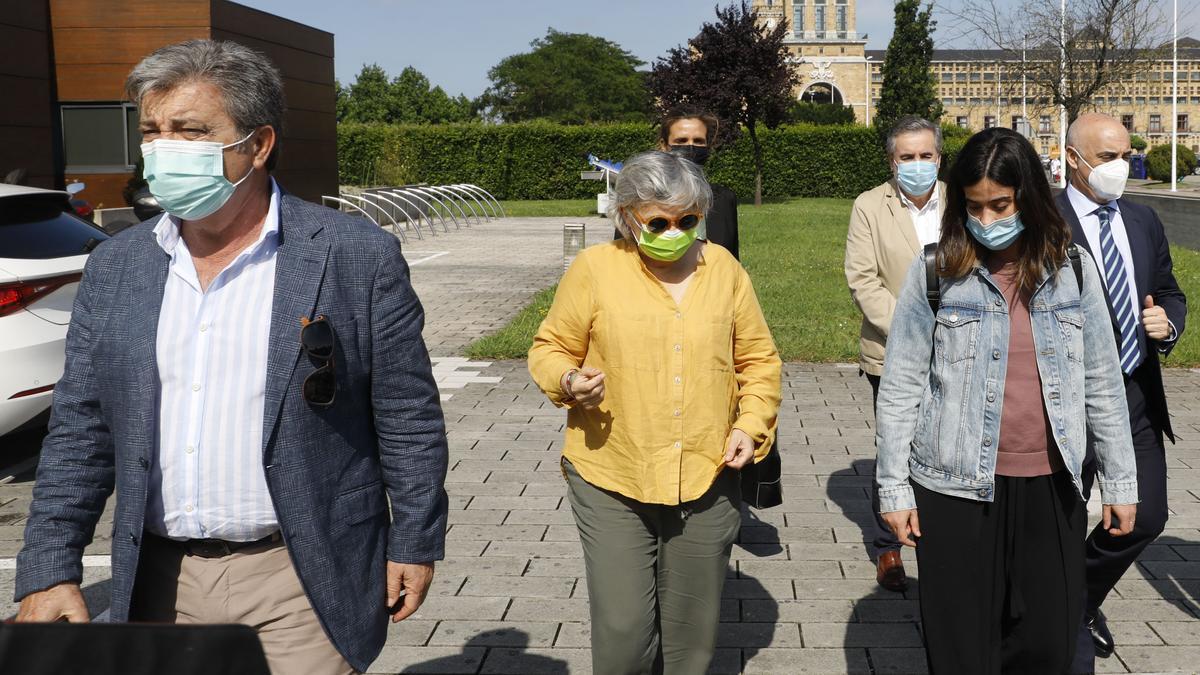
[669,144,710,166]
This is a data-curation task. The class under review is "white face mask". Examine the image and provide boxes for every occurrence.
[1073,149,1129,202]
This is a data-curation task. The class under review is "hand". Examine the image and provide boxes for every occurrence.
[882,509,922,548]
[386,561,434,623]
[561,366,605,409]
[1103,503,1137,537]
[1142,296,1172,341]
[16,582,90,623]
[723,429,756,469]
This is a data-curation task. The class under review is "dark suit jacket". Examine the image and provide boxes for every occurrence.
[14,194,450,672]
[613,181,740,260]
[1055,190,1187,441]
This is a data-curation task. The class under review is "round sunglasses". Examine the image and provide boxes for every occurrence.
[633,211,704,234]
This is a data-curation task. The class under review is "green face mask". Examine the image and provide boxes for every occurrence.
[634,220,701,262]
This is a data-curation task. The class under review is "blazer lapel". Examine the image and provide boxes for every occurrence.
[885,180,921,255]
[1117,198,1152,304]
[262,196,330,456]
[1060,190,1120,329]
[128,229,170,454]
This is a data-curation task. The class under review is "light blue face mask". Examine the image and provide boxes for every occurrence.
[966,211,1025,251]
[895,160,939,197]
[141,131,255,220]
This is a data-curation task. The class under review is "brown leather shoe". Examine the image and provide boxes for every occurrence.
[876,550,908,592]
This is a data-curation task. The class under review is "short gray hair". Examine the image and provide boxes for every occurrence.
[886,115,943,157]
[126,39,285,169]
[608,151,714,240]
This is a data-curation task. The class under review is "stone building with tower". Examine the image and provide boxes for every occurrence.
[752,0,1200,158]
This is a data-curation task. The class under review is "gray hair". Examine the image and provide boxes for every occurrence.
[125,39,285,169]
[886,115,943,157]
[608,151,714,240]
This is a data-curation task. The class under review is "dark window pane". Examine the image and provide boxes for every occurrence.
[0,195,110,259]
[126,106,142,165]
[62,107,126,167]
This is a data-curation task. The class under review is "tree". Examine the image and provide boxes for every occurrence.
[338,64,474,125]
[945,0,1171,123]
[648,1,800,205]
[477,29,650,124]
[787,101,857,126]
[1129,134,1148,152]
[335,78,351,123]
[874,0,943,138]
[1146,144,1197,182]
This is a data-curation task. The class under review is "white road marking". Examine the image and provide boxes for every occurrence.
[407,251,450,266]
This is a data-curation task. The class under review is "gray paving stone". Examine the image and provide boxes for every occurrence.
[459,576,575,599]
[428,621,559,648]
[716,622,803,648]
[506,598,590,622]
[479,647,590,674]
[741,647,871,674]
[410,596,510,621]
[803,622,923,648]
[1116,645,1200,672]
[868,648,930,674]
[367,646,486,674]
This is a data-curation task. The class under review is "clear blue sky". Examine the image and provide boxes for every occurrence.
[237,0,1198,98]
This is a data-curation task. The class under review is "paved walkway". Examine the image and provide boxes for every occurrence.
[1,217,1198,673]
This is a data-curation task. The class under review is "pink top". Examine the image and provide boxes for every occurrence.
[989,261,1066,477]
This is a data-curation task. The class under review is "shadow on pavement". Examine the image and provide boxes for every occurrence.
[399,628,567,674]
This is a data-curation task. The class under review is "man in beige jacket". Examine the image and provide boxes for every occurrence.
[845,115,946,593]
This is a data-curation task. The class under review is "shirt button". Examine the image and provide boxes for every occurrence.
[992,350,1001,359]
[995,299,1003,307]
[674,344,681,352]
[675,312,682,319]
[192,383,201,392]
[673,409,681,417]
[674,376,682,384]
[186,445,195,454]
[987,392,996,402]
[949,313,959,322]
[983,436,992,447]
[674,441,682,448]
[199,323,208,332]
[184,504,194,513]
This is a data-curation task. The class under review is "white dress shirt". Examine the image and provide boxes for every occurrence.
[147,179,282,541]
[899,186,941,247]
[1066,183,1141,332]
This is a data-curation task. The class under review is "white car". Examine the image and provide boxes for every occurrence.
[0,184,109,438]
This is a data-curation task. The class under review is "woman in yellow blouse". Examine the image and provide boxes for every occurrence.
[529,150,782,675]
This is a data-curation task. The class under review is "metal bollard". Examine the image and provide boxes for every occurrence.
[563,223,586,271]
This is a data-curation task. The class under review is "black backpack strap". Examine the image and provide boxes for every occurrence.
[923,242,939,314]
[1067,243,1083,294]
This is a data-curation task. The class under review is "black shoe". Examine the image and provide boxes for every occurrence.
[1085,608,1115,658]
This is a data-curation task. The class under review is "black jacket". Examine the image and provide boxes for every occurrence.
[1055,190,1187,441]
[613,182,740,260]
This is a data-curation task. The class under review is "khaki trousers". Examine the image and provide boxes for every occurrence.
[130,533,355,675]
[564,459,741,675]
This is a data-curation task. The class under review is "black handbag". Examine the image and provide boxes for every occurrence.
[739,438,783,509]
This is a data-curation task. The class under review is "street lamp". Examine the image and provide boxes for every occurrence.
[1171,0,1179,191]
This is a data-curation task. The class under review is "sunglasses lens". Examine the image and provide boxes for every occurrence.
[304,366,336,406]
[679,214,700,230]
[302,319,334,359]
[647,218,670,233]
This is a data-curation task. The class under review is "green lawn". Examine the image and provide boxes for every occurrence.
[499,199,597,217]
[467,198,1200,366]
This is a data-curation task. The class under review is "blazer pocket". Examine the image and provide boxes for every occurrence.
[334,481,387,526]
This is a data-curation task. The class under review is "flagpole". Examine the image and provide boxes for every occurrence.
[1059,0,1067,188]
[1171,0,1179,191]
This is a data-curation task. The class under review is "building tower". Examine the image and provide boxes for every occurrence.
[753,0,874,124]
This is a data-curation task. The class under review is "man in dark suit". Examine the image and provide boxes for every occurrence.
[614,105,740,259]
[13,40,448,675]
[1057,112,1187,671]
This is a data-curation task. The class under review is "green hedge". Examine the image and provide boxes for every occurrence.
[338,122,966,201]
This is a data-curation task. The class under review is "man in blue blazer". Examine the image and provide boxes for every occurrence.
[1057,113,1187,671]
[13,40,449,675]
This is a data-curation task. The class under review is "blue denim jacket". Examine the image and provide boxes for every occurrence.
[875,248,1138,512]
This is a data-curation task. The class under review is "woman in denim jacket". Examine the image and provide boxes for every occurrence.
[875,128,1139,674]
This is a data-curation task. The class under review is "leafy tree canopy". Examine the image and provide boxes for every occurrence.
[477,29,651,124]
[874,0,943,137]
[787,101,857,126]
[338,64,473,124]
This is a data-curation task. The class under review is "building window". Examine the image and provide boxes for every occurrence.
[1011,115,1022,130]
[1150,114,1162,133]
[984,115,996,129]
[836,5,847,34]
[1121,114,1134,131]
[956,73,967,82]
[794,4,804,33]
[61,104,140,171]
[1179,114,1190,133]
[1039,115,1052,134]
[957,116,969,129]
[814,1,826,37]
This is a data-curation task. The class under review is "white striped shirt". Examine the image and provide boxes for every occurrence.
[147,180,281,541]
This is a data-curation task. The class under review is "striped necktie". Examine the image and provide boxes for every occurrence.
[1096,206,1141,374]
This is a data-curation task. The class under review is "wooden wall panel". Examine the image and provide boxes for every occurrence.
[284,78,336,115]
[0,75,54,127]
[281,109,336,142]
[276,139,337,172]
[211,0,333,57]
[51,27,212,65]
[0,23,53,79]
[49,0,209,29]
[209,30,333,84]
[0,126,57,190]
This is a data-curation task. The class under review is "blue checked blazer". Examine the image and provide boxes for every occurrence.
[14,194,450,672]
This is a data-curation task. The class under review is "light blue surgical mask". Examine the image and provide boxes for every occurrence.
[966,211,1025,251]
[141,131,256,220]
[895,160,939,197]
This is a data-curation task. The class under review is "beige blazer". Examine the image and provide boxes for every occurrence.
[844,179,946,375]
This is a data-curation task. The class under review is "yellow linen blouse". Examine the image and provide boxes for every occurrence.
[528,239,782,505]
